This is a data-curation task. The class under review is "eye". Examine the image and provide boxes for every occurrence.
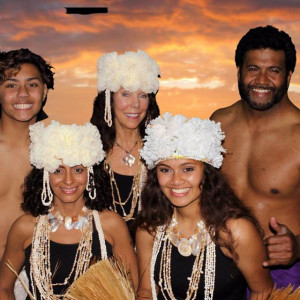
[28,83,39,87]
[140,93,148,99]
[158,167,171,173]
[53,168,63,174]
[269,68,280,74]
[122,91,130,97]
[74,167,84,173]
[5,83,16,88]
[248,66,258,72]
[184,167,194,172]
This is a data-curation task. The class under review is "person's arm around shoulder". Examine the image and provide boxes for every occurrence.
[220,218,273,300]
[0,214,34,300]
[136,227,155,300]
[99,210,138,289]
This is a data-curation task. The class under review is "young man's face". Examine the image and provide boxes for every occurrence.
[238,48,292,111]
[0,63,47,123]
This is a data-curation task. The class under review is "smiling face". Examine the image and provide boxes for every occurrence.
[156,158,204,209]
[0,63,47,123]
[49,164,87,206]
[112,88,149,130]
[238,48,292,111]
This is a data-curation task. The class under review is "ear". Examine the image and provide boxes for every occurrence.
[237,67,241,81]
[286,71,293,87]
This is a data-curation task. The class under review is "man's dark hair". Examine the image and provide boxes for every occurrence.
[235,25,296,73]
[0,48,54,120]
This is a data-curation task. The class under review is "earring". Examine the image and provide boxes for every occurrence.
[41,169,53,206]
[86,166,96,200]
[104,89,112,127]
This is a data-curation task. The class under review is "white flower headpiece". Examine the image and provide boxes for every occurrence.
[140,113,226,169]
[97,49,160,94]
[97,49,161,127]
[29,121,105,173]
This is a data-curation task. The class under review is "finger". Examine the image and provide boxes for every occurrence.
[269,217,288,235]
[263,257,291,267]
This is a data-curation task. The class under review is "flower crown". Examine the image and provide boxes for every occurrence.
[140,113,225,169]
[97,49,160,94]
[29,121,105,173]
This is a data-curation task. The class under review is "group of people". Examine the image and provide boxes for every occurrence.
[0,24,298,300]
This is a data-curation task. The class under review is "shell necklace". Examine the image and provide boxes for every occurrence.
[115,140,138,167]
[166,215,209,257]
[48,206,89,232]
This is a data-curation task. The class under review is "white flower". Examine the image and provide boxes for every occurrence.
[140,113,226,169]
[97,49,160,94]
[29,121,105,173]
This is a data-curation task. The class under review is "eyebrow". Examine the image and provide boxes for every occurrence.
[4,77,42,82]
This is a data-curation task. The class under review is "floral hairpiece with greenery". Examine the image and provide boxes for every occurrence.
[29,121,105,173]
[140,112,226,169]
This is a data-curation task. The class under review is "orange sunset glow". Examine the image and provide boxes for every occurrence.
[1,0,300,124]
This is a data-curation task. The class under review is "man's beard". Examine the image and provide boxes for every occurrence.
[238,79,288,111]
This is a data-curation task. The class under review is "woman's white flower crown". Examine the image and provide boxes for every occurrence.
[29,121,105,173]
[140,113,226,169]
[97,49,160,94]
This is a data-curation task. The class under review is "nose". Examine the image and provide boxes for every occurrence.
[17,84,29,97]
[64,168,74,185]
[255,70,269,85]
[130,94,140,108]
[170,170,184,185]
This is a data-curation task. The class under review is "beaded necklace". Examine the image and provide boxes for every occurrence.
[150,219,216,300]
[105,158,146,221]
[29,209,108,299]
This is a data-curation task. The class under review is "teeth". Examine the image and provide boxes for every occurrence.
[252,88,270,93]
[126,113,139,117]
[13,104,33,109]
[171,188,190,194]
[61,188,77,193]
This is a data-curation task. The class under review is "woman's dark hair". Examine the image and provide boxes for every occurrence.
[90,91,160,152]
[0,48,55,121]
[136,163,263,258]
[235,25,296,73]
[21,162,111,217]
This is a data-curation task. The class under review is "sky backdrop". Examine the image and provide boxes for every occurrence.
[1,0,300,124]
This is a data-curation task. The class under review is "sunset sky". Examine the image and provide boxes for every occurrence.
[2,0,300,124]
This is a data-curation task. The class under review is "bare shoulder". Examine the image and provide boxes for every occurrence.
[98,209,127,231]
[210,101,242,127]
[11,214,35,235]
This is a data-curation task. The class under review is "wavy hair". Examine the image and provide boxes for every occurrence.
[0,48,55,121]
[21,163,111,217]
[90,91,160,152]
[136,163,262,258]
[235,25,296,73]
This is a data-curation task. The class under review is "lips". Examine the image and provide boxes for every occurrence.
[125,113,139,118]
[13,103,33,109]
[60,187,77,194]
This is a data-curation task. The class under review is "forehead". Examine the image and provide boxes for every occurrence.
[243,48,286,67]
[157,158,202,167]
[4,63,42,80]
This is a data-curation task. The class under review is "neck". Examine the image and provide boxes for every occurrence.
[114,124,140,147]
[0,116,37,145]
[52,199,86,216]
[174,203,202,229]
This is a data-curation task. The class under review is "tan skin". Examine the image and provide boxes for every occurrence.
[211,48,300,267]
[0,63,47,261]
[136,159,273,299]
[107,88,149,176]
[0,164,138,299]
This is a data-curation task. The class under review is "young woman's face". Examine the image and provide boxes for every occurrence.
[49,164,87,205]
[156,158,204,208]
[112,88,149,130]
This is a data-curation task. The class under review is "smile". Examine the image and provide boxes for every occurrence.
[252,88,272,93]
[13,103,33,109]
[60,187,77,194]
[171,188,190,194]
[126,113,139,118]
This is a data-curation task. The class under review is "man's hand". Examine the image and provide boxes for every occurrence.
[263,217,299,267]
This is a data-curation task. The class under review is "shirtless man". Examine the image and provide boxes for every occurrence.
[0,49,54,296]
[211,25,300,288]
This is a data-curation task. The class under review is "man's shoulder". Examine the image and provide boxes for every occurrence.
[210,100,242,126]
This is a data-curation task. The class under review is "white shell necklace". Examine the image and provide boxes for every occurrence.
[48,206,89,232]
[166,215,210,257]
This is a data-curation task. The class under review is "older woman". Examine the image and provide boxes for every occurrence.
[136,113,273,300]
[90,50,160,239]
[0,121,137,299]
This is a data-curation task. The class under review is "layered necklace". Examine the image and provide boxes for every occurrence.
[105,141,147,221]
[30,208,94,299]
[150,216,216,300]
